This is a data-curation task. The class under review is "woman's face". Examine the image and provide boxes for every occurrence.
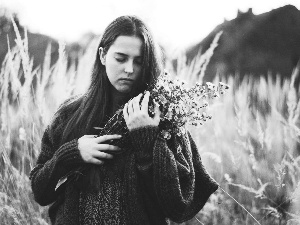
[100,35,143,94]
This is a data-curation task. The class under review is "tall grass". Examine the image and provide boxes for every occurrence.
[190,72,300,224]
[0,23,299,224]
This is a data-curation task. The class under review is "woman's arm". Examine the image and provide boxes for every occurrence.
[129,126,219,223]
[29,120,84,206]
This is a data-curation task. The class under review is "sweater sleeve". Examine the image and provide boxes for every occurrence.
[129,126,219,223]
[29,121,84,206]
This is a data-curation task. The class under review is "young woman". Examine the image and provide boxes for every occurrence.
[30,15,218,225]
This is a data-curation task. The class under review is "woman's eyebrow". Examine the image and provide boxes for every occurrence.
[115,52,127,56]
[115,52,142,58]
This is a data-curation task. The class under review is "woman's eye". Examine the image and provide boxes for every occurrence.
[115,57,126,63]
[135,59,142,65]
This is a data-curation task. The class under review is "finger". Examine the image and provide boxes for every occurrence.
[127,99,134,115]
[141,91,150,112]
[83,135,97,138]
[93,151,114,159]
[123,103,128,120]
[96,144,122,151]
[89,158,104,165]
[133,94,142,112]
[95,134,122,143]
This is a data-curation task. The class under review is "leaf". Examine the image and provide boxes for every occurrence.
[55,176,67,191]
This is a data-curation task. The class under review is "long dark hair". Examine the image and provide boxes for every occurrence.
[54,15,163,144]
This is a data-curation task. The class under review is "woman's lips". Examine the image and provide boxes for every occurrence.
[119,78,134,82]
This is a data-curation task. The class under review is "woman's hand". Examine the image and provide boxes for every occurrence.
[77,134,122,165]
[123,91,160,131]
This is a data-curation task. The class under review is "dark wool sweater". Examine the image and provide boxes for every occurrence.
[30,110,219,225]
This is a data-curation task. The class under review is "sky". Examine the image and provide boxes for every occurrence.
[1,0,300,50]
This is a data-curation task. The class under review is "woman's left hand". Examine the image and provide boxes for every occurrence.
[123,91,160,131]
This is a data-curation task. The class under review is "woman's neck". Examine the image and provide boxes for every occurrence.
[109,87,128,113]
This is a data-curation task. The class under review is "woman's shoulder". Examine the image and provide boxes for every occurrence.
[50,95,83,128]
[57,94,83,112]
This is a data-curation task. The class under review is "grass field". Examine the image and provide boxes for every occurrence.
[0,23,299,225]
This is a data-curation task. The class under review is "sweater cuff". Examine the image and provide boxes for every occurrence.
[129,126,159,155]
[54,139,84,166]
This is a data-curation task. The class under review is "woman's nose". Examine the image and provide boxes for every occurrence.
[124,61,134,74]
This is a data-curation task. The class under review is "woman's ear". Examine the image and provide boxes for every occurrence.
[99,47,106,65]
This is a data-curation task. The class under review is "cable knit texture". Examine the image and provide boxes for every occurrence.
[30,113,219,225]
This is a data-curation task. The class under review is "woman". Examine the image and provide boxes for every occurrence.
[30,15,218,225]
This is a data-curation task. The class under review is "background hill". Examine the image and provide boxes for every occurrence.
[184,5,300,82]
[0,9,59,67]
[0,8,98,69]
[2,5,300,83]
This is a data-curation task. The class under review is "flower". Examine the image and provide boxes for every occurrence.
[161,130,172,140]
[146,71,229,138]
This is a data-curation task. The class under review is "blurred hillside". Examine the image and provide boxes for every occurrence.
[1,5,300,83]
[183,4,300,83]
[0,8,98,68]
[0,8,58,67]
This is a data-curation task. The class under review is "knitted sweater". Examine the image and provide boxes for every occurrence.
[30,110,219,225]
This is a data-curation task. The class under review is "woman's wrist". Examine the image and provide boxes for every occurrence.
[129,126,159,154]
[55,139,85,166]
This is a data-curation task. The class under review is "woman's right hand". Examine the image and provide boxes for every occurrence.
[77,134,122,165]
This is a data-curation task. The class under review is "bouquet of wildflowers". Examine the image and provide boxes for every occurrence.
[146,71,229,139]
[96,71,229,143]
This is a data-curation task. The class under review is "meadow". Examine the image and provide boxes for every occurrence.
[0,23,299,225]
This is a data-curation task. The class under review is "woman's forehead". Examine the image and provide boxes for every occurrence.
[109,35,143,56]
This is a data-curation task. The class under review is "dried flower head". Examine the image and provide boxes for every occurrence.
[147,71,229,138]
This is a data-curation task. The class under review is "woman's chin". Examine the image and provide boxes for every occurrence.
[116,87,132,94]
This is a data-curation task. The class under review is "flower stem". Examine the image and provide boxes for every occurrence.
[219,186,262,225]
